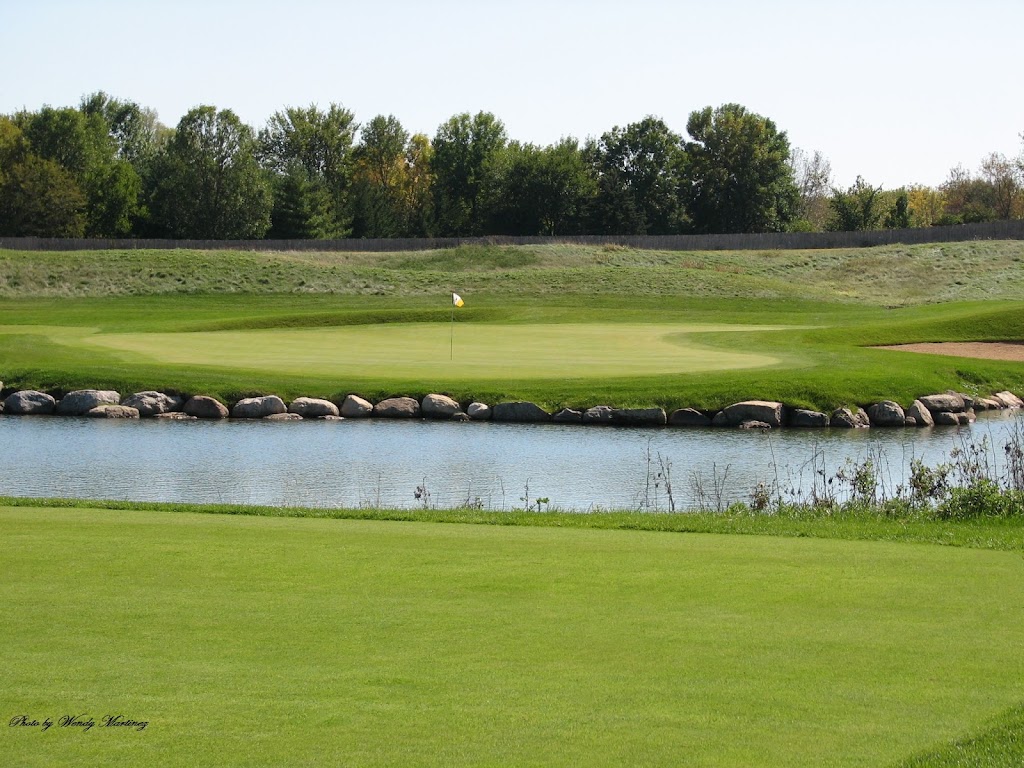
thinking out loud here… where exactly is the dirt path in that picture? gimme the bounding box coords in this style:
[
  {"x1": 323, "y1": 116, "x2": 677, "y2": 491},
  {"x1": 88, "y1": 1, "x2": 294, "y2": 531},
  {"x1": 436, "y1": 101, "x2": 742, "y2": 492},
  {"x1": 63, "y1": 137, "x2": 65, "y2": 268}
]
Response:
[{"x1": 875, "y1": 342, "x2": 1024, "y2": 362}]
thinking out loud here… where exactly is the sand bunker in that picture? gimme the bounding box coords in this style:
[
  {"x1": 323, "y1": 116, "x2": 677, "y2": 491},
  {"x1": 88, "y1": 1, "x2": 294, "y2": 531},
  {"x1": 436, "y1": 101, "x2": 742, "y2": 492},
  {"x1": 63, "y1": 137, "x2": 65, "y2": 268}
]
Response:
[{"x1": 876, "y1": 342, "x2": 1024, "y2": 362}]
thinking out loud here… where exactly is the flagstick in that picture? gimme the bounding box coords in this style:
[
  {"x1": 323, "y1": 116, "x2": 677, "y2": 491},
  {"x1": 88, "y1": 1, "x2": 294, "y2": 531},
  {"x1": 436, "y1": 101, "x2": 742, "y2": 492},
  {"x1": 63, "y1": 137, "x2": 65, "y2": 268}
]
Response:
[{"x1": 450, "y1": 303, "x2": 454, "y2": 361}]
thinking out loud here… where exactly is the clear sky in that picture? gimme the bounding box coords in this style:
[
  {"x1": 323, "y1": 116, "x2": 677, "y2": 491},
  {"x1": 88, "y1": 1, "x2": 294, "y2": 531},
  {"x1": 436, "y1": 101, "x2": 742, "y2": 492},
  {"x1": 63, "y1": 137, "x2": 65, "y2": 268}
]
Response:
[{"x1": 3, "y1": 0, "x2": 1022, "y2": 189}]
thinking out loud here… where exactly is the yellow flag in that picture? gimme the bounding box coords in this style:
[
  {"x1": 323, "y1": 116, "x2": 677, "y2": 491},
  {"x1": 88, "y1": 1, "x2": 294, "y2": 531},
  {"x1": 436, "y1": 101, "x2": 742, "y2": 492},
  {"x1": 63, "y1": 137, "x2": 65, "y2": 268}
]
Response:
[{"x1": 452, "y1": 292, "x2": 464, "y2": 308}]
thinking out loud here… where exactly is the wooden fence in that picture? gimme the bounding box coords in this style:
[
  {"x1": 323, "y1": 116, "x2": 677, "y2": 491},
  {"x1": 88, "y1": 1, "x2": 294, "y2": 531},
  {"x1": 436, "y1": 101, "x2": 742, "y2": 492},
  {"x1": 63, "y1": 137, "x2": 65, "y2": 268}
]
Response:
[{"x1": 2, "y1": 220, "x2": 1023, "y2": 253}]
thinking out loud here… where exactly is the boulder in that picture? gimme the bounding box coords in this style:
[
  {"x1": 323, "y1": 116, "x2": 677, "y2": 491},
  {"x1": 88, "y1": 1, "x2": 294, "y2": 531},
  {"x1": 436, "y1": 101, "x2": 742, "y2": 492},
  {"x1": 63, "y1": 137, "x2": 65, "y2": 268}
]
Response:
[
  {"x1": 906, "y1": 400, "x2": 934, "y2": 427},
  {"x1": 232, "y1": 395, "x2": 287, "y2": 419},
  {"x1": 56, "y1": 389, "x2": 120, "y2": 416},
  {"x1": 974, "y1": 397, "x2": 1002, "y2": 411},
  {"x1": 466, "y1": 402, "x2": 492, "y2": 421},
  {"x1": 288, "y1": 397, "x2": 340, "y2": 418},
  {"x1": 904, "y1": 416, "x2": 917, "y2": 427},
  {"x1": 86, "y1": 405, "x2": 139, "y2": 419},
  {"x1": 552, "y1": 408, "x2": 583, "y2": 423},
  {"x1": 183, "y1": 395, "x2": 229, "y2": 419},
  {"x1": 830, "y1": 407, "x2": 870, "y2": 429},
  {"x1": 718, "y1": 400, "x2": 785, "y2": 428},
  {"x1": 421, "y1": 393, "x2": 462, "y2": 419},
  {"x1": 451, "y1": 412, "x2": 471, "y2": 422},
  {"x1": 668, "y1": 408, "x2": 712, "y2": 427},
  {"x1": 738, "y1": 420, "x2": 773, "y2": 430},
  {"x1": 491, "y1": 401, "x2": 550, "y2": 422},
  {"x1": 374, "y1": 397, "x2": 420, "y2": 418},
  {"x1": 341, "y1": 394, "x2": 373, "y2": 418},
  {"x1": 994, "y1": 391, "x2": 1024, "y2": 409},
  {"x1": 318, "y1": 415, "x2": 344, "y2": 421},
  {"x1": 154, "y1": 412, "x2": 197, "y2": 420},
  {"x1": 918, "y1": 392, "x2": 966, "y2": 413},
  {"x1": 933, "y1": 411, "x2": 962, "y2": 426},
  {"x1": 121, "y1": 391, "x2": 184, "y2": 416},
  {"x1": 582, "y1": 405, "x2": 615, "y2": 425},
  {"x1": 790, "y1": 409, "x2": 829, "y2": 428},
  {"x1": 265, "y1": 412, "x2": 303, "y2": 421},
  {"x1": 4, "y1": 390, "x2": 56, "y2": 415},
  {"x1": 963, "y1": 409, "x2": 977, "y2": 424},
  {"x1": 612, "y1": 407, "x2": 667, "y2": 427},
  {"x1": 867, "y1": 400, "x2": 906, "y2": 427}
]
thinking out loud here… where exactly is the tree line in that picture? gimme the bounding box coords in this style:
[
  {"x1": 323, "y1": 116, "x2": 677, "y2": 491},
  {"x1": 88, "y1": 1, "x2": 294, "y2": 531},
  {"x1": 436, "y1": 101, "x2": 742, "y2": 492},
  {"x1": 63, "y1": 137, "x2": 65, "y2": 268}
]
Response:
[{"x1": 1, "y1": 92, "x2": 1022, "y2": 240}]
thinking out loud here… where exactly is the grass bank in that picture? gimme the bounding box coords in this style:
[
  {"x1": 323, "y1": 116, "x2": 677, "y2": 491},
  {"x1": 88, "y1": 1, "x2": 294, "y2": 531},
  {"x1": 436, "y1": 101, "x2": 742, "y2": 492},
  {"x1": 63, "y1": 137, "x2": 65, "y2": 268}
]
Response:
[{"x1": 3, "y1": 502, "x2": 1023, "y2": 766}]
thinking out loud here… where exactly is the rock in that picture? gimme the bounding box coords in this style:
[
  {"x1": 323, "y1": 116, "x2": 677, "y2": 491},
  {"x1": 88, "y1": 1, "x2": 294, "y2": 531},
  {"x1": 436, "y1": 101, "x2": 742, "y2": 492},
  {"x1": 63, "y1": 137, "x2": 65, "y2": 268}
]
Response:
[
  {"x1": 933, "y1": 411, "x2": 962, "y2": 426},
  {"x1": 491, "y1": 401, "x2": 550, "y2": 422},
  {"x1": 974, "y1": 397, "x2": 1001, "y2": 411},
  {"x1": 918, "y1": 392, "x2": 966, "y2": 413},
  {"x1": 422, "y1": 393, "x2": 462, "y2": 419},
  {"x1": 994, "y1": 391, "x2": 1024, "y2": 409},
  {"x1": 963, "y1": 409, "x2": 977, "y2": 424},
  {"x1": 790, "y1": 409, "x2": 829, "y2": 428},
  {"x1": 86, "y1": 405, "x2": 139, "y2": 419},
  {"x1": 153, "y1": 412, "x2": 197, "y2": 420},
  {"x1": 830, "y1": 407, "x2": 870, "y2": 429},
  {"x1": 450, "y1": 412, "x2": 470, "y2": 422},
  {"x1": 183, "y1": 395, "x2": 229, "y2": 419},
  {"x1": 265, "y1": 412, "x2": 303, "y2": 421},
  {"x1": 232, "y1": 395, "x2": 287, "y2": 419},
  {"x1": 288, "y1": 397, "x2": 339, "y2": 418},
  {"x1": 904, "y1": 416, "x2": 917, "y2": 427},
  {"x1": 612, "y1": 407, "x2": 667, "y2": 427},
  {"x1": 466, "y1": 402, "x2": 492, "y2": 421},
  {"x1": 718, "y1": 400, "x2": 785, "y2": 428},
  {"x1": 668, "y1": 408, "x2": 712, "y2": 427},
  {"x1": 906, "y1": 400, "x2": 934, "y2": 427},
  {"x1": 867, "y1": 400, "x2": 906, "y2": 427},
  {"x1": 582, "y1": 405, "x2": 615, "y2": 425},
  {"x1": 121, "y1": 391, "x2": 184, "y2": 416},
  {"x1": 340, "y1": 394, "x2": 373, "y2": 418},
  {"x1": 738, "y1": 420, "x2": 773, "y2": 430},
  {"x1": 318, "y1": 415, "x2": 345, "y2": 421},
  {"x1": 56, "y1": 389, "x2": 120, "y2": 416},
  {"x1": 374, "y1": 397, "x2": 420, "y2": 418},
  {"x1": 552, "y1": 408, "x2": 583, "y2": 423},
  {"x1": 4, "y1": 390, "x2": 57, "y2": 415}
]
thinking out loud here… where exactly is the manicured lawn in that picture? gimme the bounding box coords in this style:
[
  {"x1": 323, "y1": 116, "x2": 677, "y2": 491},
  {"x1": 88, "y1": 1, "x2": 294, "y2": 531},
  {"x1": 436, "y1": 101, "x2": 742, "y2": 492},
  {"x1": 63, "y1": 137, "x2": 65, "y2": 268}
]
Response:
[{"x1": 2, "y1": 505, "x2": 1023, "y2": 766}]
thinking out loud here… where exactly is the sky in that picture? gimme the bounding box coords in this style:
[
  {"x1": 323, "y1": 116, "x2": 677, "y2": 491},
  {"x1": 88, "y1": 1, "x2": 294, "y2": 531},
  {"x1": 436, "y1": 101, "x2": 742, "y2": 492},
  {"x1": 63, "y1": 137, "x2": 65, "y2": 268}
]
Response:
[{"x1": 3, "y1": 0, "x2": 1023, "y2": 189}]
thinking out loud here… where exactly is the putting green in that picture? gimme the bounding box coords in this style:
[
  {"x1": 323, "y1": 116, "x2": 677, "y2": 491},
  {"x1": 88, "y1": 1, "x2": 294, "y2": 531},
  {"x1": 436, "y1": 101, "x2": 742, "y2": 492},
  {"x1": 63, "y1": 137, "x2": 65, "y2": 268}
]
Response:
[{"x1": 78, "y1": 322, "x2": 790, "y2": 379}]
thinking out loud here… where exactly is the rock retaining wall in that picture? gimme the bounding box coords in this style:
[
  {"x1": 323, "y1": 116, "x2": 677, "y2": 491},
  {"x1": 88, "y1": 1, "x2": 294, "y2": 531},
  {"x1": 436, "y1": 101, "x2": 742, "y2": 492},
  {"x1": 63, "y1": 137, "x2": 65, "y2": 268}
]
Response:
[{"x1": 0, "y1": 387, "x2": 1021, "y2": 430}]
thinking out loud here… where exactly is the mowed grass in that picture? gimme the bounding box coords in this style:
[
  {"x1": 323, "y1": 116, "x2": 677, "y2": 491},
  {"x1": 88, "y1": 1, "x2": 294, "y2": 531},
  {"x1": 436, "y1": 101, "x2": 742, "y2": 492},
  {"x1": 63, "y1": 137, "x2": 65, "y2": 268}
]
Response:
[
  {"x1": 3, "y1": 505, "x2": 1024, "y2": 767},
  {"x1": 79, "y1": 322, "x2": 788, "y2": 379}
]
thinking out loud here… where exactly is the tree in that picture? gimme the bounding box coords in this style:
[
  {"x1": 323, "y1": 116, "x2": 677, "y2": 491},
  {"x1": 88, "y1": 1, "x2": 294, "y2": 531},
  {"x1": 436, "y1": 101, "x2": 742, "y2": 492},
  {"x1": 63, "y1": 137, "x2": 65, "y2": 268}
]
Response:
[
  {"x1": 788, "y1": 148, "x2": 832, "y2": 230},
  {"x1": 827, "y1": 176, "x2": 884, "y2": 231},
  {"x1": 940, "y1": 164, "x2": 997, "y2": 224},
  {"x1": 259, "y1": 104, "x2": 357, "y2": 238},
  {"x1": 18, "y1": 104, "x2": 142, "y2": 236},
  {"x1": 979, "y1": 152, "x2": 1022, "y2": 219},
  {"x1": 431, "y1": 111, "x2": 507, "y2": 235},
  {"x1": 351, "y1": 114, "x2": 410, "y2": 238},
  {"x1": 490, "y1": 139, "x2": 595, "y2": 235},
  {"x1": 0, "y1": 154, "x2": 86, "y2": 236},
  {"x1": 587, "y1": 116, "x2": 687, "y2": 235},
  {"x1": 684, "y1": 104, "x2": 799, "y2": 233},
  {"x1": 907, "y1": 185, "x2": 946, "y2": 227},
  {"x1": 151, "y1": 106, "x2": 271, "y2": 239},
  {"x1": 883, "y1": 190, "x2": 911, "y2": 229}
]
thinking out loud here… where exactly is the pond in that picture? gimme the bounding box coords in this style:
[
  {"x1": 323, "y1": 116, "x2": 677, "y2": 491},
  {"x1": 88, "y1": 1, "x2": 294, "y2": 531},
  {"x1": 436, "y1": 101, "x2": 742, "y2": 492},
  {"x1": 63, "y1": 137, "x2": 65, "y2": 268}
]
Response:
[{"x1": 3, "y1": 411, "x2": 1022, "y2": 511}]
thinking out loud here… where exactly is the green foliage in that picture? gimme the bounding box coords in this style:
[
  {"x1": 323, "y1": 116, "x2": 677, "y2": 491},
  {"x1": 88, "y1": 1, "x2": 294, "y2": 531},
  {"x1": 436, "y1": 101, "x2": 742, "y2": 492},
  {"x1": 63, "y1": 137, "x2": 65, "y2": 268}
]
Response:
[
  {"x1": 587, "y1": 116, "x2": 687, "y2": 234},
  {"x1": 431, "y1": 111, "x2": 507, "y2": 235},
  {"x1": 151, "y1": 106, "x2": 271, "y2": 239},
  {"x1": 0, "y1": 155, "x2": 86, "y2": 236},
  {"x1": 827, "y1": 175, "x2": 884, "y2": 231},
  {"x1": 685, "y1": 104, "x2": 799, "y2": 233}
]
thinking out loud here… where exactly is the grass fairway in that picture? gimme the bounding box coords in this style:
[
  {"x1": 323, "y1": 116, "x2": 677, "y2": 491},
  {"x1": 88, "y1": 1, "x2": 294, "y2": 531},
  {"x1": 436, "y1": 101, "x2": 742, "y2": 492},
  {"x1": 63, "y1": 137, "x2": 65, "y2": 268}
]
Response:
[{"x1": 3, "y1": 505, "x2": 1024, "y2": 767}]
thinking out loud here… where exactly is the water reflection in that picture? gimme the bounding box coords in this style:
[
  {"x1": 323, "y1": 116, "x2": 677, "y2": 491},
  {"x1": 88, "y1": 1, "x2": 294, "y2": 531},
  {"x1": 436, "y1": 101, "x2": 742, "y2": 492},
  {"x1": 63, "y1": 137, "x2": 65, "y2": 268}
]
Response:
[{"x1": 1, "y1": 411, "x2": 1021, "y2": 511}]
